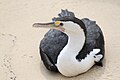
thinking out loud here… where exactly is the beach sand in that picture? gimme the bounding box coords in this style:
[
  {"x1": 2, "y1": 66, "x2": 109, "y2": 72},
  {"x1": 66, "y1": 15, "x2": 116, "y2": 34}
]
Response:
[{"x1": 0, "y1": 0, "x2": 120, "y2": 80}]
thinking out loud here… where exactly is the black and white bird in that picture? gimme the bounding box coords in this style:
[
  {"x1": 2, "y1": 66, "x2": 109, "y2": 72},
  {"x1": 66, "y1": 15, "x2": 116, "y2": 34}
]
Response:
[{"x1": 33, "y1": 9, "x2": 105, "y2": 77}]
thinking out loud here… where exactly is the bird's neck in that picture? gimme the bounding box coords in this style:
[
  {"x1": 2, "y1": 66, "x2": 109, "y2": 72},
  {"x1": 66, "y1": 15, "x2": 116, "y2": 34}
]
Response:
[
  {"x1": 63, "y1": 28, "x2": 85, "y2": 56},
  {"x1": 56, "y1": 28, "x2": 86, "y2": 76}
]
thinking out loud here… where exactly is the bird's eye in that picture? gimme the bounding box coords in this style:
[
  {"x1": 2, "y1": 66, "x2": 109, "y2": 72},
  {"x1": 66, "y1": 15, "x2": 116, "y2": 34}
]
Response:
[
  {"x1": 60, "y1": 23, "x2": 63, "y2": 26},
  {"x1": 55, "y1": 21, "x2": 61, "y2": 26}
]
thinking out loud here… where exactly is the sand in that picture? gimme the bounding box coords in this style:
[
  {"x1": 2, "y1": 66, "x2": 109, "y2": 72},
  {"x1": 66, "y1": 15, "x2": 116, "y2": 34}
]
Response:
[{"x1": 0, "y1": 0, "x2": 120, "y2": 80}]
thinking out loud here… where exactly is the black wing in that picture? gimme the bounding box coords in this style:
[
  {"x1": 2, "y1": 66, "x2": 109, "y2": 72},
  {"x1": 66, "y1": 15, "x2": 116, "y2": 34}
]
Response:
[{"x1": 40, "y1": 29, "x2": 68, "y2": 71}]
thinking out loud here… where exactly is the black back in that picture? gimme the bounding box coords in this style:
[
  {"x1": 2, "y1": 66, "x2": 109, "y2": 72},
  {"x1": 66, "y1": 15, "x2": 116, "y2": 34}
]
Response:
[{"x1": 76, "y1": 18, "x2": 105, "y2": 62}]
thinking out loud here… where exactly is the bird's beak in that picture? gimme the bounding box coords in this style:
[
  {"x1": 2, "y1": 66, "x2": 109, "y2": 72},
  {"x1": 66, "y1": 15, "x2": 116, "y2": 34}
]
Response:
[
  {"x1": 33, "y1": 21, "x2": 65, "y2": 32},
  {"x1": 33, "y1": 22, "x2": 54, "y2": 28}
]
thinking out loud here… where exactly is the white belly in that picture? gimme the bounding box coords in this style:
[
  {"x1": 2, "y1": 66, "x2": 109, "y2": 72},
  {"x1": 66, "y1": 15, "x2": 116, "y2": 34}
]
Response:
[{"x1": 56, "y1": 46, "x2": 95, "y2": 77}]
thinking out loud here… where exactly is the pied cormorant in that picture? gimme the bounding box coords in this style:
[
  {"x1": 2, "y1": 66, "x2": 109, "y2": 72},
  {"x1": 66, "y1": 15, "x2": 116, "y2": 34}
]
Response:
[{"x1": 33, "y1": 9, "x2": 105, "y2": 77}]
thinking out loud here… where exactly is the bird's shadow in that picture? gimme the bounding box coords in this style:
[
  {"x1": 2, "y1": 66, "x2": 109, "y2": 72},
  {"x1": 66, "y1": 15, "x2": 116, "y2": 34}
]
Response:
[{"x1": 40, "y1": 58, "x2": 106, "y2": 80}]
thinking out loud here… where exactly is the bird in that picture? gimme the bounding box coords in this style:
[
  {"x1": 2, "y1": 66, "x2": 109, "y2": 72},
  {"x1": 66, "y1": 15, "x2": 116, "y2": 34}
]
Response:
[{"x1": 33, "y1": 9, "x2": 105, "y2": 77}]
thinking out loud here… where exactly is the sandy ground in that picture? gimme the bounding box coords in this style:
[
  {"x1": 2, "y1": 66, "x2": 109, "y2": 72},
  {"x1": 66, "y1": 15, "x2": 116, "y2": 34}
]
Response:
[{"x1": 0, "y1": 0, "x2": 120, "y2": 80}]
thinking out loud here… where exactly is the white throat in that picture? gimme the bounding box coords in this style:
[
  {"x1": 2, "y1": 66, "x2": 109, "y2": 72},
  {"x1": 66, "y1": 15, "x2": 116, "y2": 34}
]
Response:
[{"x1": 63, "y1": 23, "x2": 85, "y2": 57}]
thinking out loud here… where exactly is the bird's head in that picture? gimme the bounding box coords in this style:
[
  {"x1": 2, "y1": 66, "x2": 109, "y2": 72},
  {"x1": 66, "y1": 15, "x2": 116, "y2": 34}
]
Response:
[
  {"x1": 33, "y1": 20, "x2": 82, "y2": 33},
  {"x1": 33, "y1": 9, "x2": 86, "y2": 34},
  {"x1": 33, "y1": 21, "x2": 65, "y2": 32}
]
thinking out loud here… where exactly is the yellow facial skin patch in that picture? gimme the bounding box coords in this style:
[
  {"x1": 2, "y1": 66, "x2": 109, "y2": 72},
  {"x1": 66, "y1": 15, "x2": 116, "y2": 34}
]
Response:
[{"x1": 55, "y1": 21, "x2": 61, "y2": 27}]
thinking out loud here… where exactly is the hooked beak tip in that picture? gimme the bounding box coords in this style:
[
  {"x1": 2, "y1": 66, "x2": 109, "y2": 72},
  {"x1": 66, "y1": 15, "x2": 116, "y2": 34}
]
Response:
[{"x1": 32, "y1": 23, "x2": 40, "y2": 28}]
